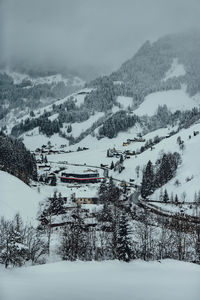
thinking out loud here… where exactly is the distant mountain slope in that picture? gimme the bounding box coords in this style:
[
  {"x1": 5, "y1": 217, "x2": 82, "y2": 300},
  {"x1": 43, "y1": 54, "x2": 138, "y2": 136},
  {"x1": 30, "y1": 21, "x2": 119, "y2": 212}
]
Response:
[
  {"x1": 0, "y1": 68, "x2": 85, "y2": 124},
  {"x1": 110, "y1": 31, "x2": 200, "y2": 98},
  {"x1": 3, "y1": 31, "x2": 200, "y2": 147},
  {"x1": 85, "y1": 31, "x2": 200, "y2": 115}
]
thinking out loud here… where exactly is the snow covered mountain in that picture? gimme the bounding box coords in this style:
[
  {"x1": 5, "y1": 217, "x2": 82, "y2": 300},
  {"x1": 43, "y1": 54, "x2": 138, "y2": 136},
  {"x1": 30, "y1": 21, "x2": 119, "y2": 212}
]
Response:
[
  {"x1": 1, "y1": 31, "x2": 200, "y2": 270},
  {"x1": 0, "y1": 67, "x2": 85, "y2": 129},
  {"x1": 2, "y1": 32, "x2": 200, "y2": 207}
]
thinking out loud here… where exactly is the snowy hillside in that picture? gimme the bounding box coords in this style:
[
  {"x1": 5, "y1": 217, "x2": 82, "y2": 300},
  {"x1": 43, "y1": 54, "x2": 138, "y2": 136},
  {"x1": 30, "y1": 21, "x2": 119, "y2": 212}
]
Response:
[
  {"x1": 61, "y1": 112, "x2": 104, "y2": 139},
  {"x1": 5, "y1": 88, "x2": 93, "y2": 137},
  {"x1": 0, "y1": 69, "x2": 85, "y2": 130},
  {"x1": 0, "y1": 171, "x2": 43, "y2": 223},
  {"x1": 39, "y1": 116, "x2": 200, "y2": 206},
  {"x1": 116, "y1": 96, "x2": 133, "y2": 109},
  {"x1": 163, "y1": 58, "x2": 186, "y2": 81},
  {"x1": 9, "y1": 70, "x2": 200, "y2": 207},
  {"x1": 22, "y1": 130, "x2": 68, "y2": 151},
  {"x1": 1, "y1": 260, "x2": 199, "y2": 300},
  {"x1": 134, "y1": 86, "x2": 200, "y2": 116}
]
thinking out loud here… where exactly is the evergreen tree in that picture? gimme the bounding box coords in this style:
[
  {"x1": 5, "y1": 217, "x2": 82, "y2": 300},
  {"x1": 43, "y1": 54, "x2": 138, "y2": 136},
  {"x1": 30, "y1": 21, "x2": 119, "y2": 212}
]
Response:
[
  {"x1": 108, "y1": 177, "x2": 121, "y2": 203},
  {"x1": 39, "y1": 175, "x2": 44, "y2": 182},
  {"x1": 30, "y1": 110, "x2": 35, "y2": 117},
  {"x1": 67, "y1": 124, "x2": 72, "y2": 133},
  {"x1": 141, "y1": 160, "x2": 154, "y2": 198},
  {"x1": 99, "y1": 179, "x2": 112, "y2": 222},
  {"x1": 175, "y1": 194, "x2": 179, "y2": 205},
  {"x1": 61, "y1": 205, "x2": 87, "y2": 261},
  {"x1": 52, "y1": 192, "x2": 65, "y2": 215},
  {"x1": 47, "y1": 191, "x2": 65, "y2": 216},
  {"x1": 99, "y1": 179, "x2": 108, "y2": 203},
  {"x1": 50, "y1": 175, "x2": 57, "y2": 186},
  {"x1": 155, "y1": 154, "x2": 172, "y2": 187},
  {"x1": 163, "y1": 189, "x2": 169, "y2": 202},
  {"x1": 116, "y1": 213, "x2": 133, "y2": 262},
  {"x1": 107, "y1": 149, "x2": 110, "y2": 157},
  {"x1": 110, "y1": 161, "x2": 114, "y2": 170}
]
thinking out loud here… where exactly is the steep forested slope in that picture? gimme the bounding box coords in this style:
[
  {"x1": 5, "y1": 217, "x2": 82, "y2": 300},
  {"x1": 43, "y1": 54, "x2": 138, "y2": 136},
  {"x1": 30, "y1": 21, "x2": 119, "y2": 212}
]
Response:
[
  {"x1": 89, "y1": 31, "x2": 200, "y2": 106},
  {"x1": 0, "y1": 132, "x2": 37, "y2": 183}
]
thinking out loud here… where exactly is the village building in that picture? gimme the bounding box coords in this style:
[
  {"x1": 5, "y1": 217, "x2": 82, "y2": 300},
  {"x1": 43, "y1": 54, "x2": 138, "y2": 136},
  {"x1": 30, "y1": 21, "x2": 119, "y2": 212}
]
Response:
[
  {"x1": 75, "y1": 197, "x2": 99, "y2": 205},
  {"x1": 60, "y1": 170, "x2": 103, "y2": 183}
]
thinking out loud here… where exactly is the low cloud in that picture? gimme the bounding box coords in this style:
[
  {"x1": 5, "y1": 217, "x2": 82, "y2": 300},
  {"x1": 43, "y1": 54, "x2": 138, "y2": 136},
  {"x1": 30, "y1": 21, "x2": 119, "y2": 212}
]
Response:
[{"x1": 1, "y1": 0, "x2": 200, "y2": 77}]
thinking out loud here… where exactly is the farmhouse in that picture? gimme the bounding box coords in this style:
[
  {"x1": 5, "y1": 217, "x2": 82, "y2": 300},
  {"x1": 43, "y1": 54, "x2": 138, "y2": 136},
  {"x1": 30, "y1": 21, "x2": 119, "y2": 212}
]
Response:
[
  {"x1": 133, "y1": 137, "x2": 145, "y2": 142},
  {"x1": 38, "y1": 164, "x2": 51, "y2": 170},
  {"x1": 75, "y1": 197, "x2": 99, "y2": 205},
  {"x1": 123, "y1": 142, "x2": 130, "y2": 146}
]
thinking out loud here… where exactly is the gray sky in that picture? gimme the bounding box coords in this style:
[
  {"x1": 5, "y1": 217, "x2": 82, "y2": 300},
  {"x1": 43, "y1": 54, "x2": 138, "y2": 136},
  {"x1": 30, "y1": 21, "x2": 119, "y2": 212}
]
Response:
[{"x1": 1, "y1": 0, "x2": 200, "y2": 76}]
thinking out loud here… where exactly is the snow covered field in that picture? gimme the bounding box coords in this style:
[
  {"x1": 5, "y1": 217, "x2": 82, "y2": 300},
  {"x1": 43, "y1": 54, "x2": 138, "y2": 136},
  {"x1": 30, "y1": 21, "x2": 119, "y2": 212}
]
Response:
[
  {"x1": 117, "y1": 96, "x2": 133, "y2": 109},
  {"x1": 22, "y1": 131, "x2": 68, "y2": 151},
  {"x1": 134, "y1": 87, "x2": 200, "y2": 116},
  {"x1": 0, "y1": 171, "x2": 44, "y2": 223},
  {"x1": 61, "y1": 111, "x2": 104, "y2": 138},
  {"x1": 163, "y1": 58, "x2": 186, "y2": 81},
  {"x1": 0, "y1": 260, "x2": 199, "y2": 300}
]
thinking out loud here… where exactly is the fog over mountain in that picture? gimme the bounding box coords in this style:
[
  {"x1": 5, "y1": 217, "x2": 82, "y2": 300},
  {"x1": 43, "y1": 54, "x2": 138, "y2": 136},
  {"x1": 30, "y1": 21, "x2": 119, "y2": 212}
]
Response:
[{"x1": 1, "y1": 0, "x2": 200, "y2": 79}]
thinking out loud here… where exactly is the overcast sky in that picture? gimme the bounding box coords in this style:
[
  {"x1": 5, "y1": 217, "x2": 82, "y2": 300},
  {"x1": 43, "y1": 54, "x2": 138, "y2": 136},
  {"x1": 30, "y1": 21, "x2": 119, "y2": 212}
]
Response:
[{"x1": 1, "y1": 0, "x2": 200, "y2": 76}]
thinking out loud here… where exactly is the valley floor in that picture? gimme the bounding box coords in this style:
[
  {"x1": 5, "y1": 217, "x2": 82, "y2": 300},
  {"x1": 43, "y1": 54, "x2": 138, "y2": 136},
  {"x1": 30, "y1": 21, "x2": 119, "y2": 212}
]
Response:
[{"x1": 0, "y1": 260, "x2": 200, "y2": 300}]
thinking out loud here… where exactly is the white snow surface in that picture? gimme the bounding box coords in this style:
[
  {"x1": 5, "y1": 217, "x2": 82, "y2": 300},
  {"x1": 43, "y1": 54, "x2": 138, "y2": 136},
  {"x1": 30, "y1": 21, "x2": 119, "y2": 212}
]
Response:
[
  {"x1": 0, "y1": 259, "x2": 199, "y2": 300},
  {"x1": 116, "y1": 96, "x2": 133, "y2": 109},
  {"x1": 39, "y1": 180, "x2": 100, "y2": 200},
  {"x1": 164, "y1": 58, "x2": 186, "y2": 81},
  {"x1": 48, "y1": 113, "x2": 59, "y2": 121},
  {"x1": 62, "y1": 112, "x2": 104, "y2": 138},
  {"x1": 150, "y1": 123, "x2": 200, "y2": 202},
  {"x1": 134, "y1": 87, "x2": 200, "y2": 116},
  {"x1": 0, "y1": 171, "x2": 43, "y2": 223},
  {"x1": 22, "y1": 130, "x2": 68, "y2": 151}
]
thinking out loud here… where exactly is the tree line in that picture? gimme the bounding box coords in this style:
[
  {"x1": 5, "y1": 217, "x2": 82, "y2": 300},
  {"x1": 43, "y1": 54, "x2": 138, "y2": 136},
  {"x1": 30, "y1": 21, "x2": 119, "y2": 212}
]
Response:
[
  {"x1": 141, "y1": 152, "x2": 181, "y2": 198},
  {"x1": 0, "y1": 131, "x2": 37, "y2": 183}
]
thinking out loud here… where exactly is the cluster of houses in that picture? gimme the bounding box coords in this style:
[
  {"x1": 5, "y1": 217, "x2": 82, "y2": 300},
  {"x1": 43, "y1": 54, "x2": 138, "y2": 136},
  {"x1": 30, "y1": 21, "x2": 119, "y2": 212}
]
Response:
[
  {"x1": 32, "y1": 144, "x2": 90, "y2": 157},
  {"x1": 39, "y1": 186, "x2": 132, "y2": 229},
  {"x1": 123, "y1": 137, "x2": 145, "y2": 146},
  {"x1": 48, "y1": 193, "x2": 99, "y2": 207},
  {"x1": 107, "y1": 147, "x2": 136, "y2": 159},
  {"x1": 33, "y1": 144, "x2": 69, "y2": 155},
  {"x1": 39, "y1": 191, "x2": 101, "y2": 228}
]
